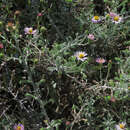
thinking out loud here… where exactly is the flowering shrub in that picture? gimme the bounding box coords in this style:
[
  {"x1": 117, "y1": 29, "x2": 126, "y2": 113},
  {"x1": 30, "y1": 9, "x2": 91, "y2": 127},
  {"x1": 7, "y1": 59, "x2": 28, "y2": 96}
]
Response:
[{"x1": 0, "y1": 0, "x2": 129, "y2": 129}]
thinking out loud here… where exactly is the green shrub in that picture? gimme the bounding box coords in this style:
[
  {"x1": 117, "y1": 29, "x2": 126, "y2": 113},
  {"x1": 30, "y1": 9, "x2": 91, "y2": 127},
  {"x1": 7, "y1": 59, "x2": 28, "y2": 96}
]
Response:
[{"x1": 0, "y1": 0, "x2": 129, "y2": 129}]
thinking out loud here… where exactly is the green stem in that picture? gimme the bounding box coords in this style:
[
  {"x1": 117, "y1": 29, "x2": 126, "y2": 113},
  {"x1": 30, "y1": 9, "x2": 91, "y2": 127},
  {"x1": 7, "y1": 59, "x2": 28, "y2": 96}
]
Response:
[
  {"x1": 99, "y1": 64, "x2": 102, "y2": 81},
  {"x1": 106, "y1": 62, "x2": 112, "y2": 81}
]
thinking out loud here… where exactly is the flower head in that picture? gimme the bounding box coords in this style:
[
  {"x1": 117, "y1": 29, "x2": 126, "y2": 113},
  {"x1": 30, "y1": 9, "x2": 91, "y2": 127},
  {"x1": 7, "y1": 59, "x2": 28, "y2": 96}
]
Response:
[
  {"x1": 15, "y1": 10, "x2": 21, "y2": 15},
  {"x1": 6, "y1": 22, "x2": 14, "y2": 31},
  {"x1": 24, "y1": 27, "x2": 37, "y2": 35},
  {"x1": 110, "y1": 96, "x2": 116, "y2": 102},
  {"x1": 0, "y1": 43, "x2": 3, "y2": 49},
  {"x1": 66, "y1": 121, "x2": 71, "y2": 125},
  {"x1": 112, "y1": 15, "x2": 122, "y2": 24},
  {"x1": 40, "y1": 26, "x2": 47, "y2": 32},
  {"x1": 7, "y1": 22, "x2": 14, "y2": 27},
  {"x1": 115, "y1": 122, "x2": 126, "y2": 130},
  {"x1": 75, "y1": 51, "x2": 88, "y2": 61},
  {"x1": 6, "y1": 22, "x2": 17, "y2": 32},
  {"x1": 92, "y1": 16, "x2": 101, "y2": 23},
  {"x1": 88, "y1": 34, "x2": 95, "y2": 40},
  {"x1": 109, "y1": 12, "x2": 117, "y2": 18},
  {"x1": 96, "y1": 58, "x2": 106, "y2": 64},
  {"x1": 14, "y1": 123, "x2": 24, "y2": 130},
  {"x1": 37, "y1": 13, "x2": 42, "y2": 17}
]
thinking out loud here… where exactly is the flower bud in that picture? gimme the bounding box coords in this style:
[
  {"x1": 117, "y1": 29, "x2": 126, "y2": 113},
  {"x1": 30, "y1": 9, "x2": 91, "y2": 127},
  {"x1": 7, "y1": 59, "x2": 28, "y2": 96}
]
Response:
[
  {"x1": 0, "y1": 21, "x2": 3, "y2": 26},
  {"x1": 40, "y1": 26, "x2": 47, "y2": 32}
]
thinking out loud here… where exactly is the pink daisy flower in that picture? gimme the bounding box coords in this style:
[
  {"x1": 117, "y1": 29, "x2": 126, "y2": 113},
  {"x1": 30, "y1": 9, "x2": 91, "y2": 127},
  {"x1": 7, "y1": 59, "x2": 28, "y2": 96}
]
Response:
[
  {"x1": 88, "y1": 34, "x2": 95, "y2": 40},
  {"x1": 14, "y1": 123, "x2": 24, "y2": 130},
  {"x1": 0, "y1": 43, "x2": 3, "y2": 49},
  {"x1": 37, "y1": 13, "x2": 42, "y2": 17},
  {"x1": 92, "y1": 16, "x2": 101, "y2": 23},
  {"x1": 109, "y1": 12, "x2": 117, "y2": 18},
  {"x1": 96, "y1": 58, "x2": 106, "y2": 64},
  {"x1": 112, "y1": 15, "x2": 122, "y2": 24},
  {"x1": 24, "y1": 27, "x2": 37, "y2": 35},
  {"x1": 75, "y1": 51, "x2": 88, "y2": 61},
  {"x1": 115, "y1": 122, "x2": 126, "y2": 130}
]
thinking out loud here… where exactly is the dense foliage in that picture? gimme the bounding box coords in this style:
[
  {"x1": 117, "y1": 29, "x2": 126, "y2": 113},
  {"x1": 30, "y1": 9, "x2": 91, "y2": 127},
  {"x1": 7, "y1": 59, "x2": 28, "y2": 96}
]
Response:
[{"x1": 0, "y1": 0, "x2": 129, "y2": 130}]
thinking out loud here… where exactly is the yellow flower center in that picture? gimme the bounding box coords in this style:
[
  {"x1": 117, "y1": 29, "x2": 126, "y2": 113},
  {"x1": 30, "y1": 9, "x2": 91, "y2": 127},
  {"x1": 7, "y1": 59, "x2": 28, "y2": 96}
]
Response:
[
  {"x1": 94, "y1": 16, "x2": 99, "y2": 20},
  {"x1": 29, "y1": 28, "x2": 33, "y2": 34},
  {"x1": 114, "y1": 16, "x2": 119, "y2": 21},
  {"x1": 16, "y1": 126, "x2": 21, "y2": 130},
  {"x1": 119, "y1": 124, "x2": 125, "y2": 129},
  {"x1": 79, "y1": 53, "x2": 84, "y2": 58}
]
